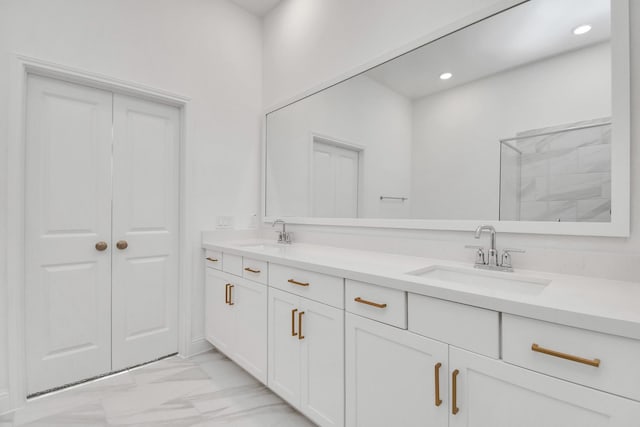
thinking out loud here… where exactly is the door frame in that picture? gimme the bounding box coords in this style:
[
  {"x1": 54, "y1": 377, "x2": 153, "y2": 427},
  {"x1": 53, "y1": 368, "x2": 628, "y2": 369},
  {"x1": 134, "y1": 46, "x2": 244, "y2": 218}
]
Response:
[{"x1": 6, "y1": 55, "x2": 191, "y2": 410}]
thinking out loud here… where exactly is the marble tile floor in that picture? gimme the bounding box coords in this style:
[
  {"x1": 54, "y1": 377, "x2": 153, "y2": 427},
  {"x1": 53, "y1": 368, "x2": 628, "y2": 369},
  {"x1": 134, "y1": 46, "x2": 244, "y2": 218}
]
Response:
[{"x1": 0, "y1": 350, "x2": 316, "y2": 427}]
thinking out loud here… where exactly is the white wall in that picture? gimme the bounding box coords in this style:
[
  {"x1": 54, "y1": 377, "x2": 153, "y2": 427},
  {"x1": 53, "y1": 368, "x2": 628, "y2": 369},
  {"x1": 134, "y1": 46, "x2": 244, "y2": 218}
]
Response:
[
  {"x1": 263, "y1": 0, "x2": 520, "y2": 109},
  {"x1": 266, "y1": 74, "x2": 412, "y2": 219},
  {"x1": 0, "y1": 0, "x2": 262, "y2": 409},
  {"x1": 262, "y1": 0, "x2": 640, "y2": 283},
  {"x1": 411, "y1": 42, "x2": 611, "y2": 220}
]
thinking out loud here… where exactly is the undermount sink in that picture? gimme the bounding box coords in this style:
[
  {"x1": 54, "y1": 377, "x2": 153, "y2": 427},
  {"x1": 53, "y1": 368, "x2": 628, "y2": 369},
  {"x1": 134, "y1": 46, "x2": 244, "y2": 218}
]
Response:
[
  {"x1": 238, "y1": 243, "x2": 287, "y2": 253},
  {"x1": 406, "y1": 265, "x2": 550, "y2": 295}
]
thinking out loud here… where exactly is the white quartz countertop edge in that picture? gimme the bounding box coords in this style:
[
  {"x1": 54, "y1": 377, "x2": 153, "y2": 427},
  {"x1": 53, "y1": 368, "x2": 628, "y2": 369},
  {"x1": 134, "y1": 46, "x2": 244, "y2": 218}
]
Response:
[{"x1": 202, "y1": 239, "x2": 640, "y2": 341}]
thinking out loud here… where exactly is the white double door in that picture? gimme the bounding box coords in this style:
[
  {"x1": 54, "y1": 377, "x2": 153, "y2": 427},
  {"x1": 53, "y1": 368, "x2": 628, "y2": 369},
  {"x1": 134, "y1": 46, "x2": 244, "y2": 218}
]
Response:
[{"x1": 25, "y1": 75, "x2": 180, "y2": 395}]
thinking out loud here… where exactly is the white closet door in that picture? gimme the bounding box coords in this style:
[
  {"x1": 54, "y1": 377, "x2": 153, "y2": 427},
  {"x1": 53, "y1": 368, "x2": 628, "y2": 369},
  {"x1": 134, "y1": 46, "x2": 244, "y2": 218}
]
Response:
[
  {"x1": 111, "y1": 94, "x2": 180, "y2": 370},
  {"x1": 25, "y1": 75, "x2": 113, "y2": 395},
  {"x1": 312, "y1": 141, "x2": 359, "y2": 218}
]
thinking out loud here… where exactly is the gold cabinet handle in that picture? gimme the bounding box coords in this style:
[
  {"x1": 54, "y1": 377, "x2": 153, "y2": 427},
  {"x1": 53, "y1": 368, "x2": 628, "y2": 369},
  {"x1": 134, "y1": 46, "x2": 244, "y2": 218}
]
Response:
[
  {"x1": 225, "y1": 283, "x2": 230, "y2": 304},
  {"x1": 298, "y1": 311, "x2": 305, "y2": 340},
  {"x1": 116, "y1": 240, "x2": 128, "y2": 250},
  {"x1": 531, "y1": 343, "x2": 600, "y2": 367},
  {"x1": 95, "y1": 241, "x2": 108, "y2": 251},
  {"x1": 434, "y1": 362, "x2": 442, "y2": 407},
  {"x1": 244, "y1": 267, "x2": 261, "y2": 273},
  {"x1": 228, "y1": 284, "x2": 235, "y2": 306},
  {"x1": 291, "y1": 309, "x2": 298, "y2": 337},
  {"x1": 288, "y1": 279, "x2": 309, "y2": 287},
  {"x1": 354, "y1": 297, "x2": 387, "y2": 309},
  {"x1": 206, "y1": 257, "x2": 219, "y2": 262},
  {"x1": 452, "y1": 369, "x2": 460, "y2": 415}
]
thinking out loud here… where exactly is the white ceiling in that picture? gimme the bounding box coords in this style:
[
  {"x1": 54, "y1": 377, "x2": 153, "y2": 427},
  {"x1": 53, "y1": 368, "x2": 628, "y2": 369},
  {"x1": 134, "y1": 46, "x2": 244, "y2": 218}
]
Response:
[
  {"x1": 365, "y1": 0, "x2": 610, "y2": 100},
  {"x1": 230, "y1": 0, "x2": 282, "y2": 16}
]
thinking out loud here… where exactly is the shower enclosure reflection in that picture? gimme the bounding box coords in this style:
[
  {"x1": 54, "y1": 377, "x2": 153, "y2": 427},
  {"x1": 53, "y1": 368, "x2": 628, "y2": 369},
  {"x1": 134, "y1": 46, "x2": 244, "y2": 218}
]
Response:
[{"x1": 499, "y1": 119, "x2": 611, "y2": 222}]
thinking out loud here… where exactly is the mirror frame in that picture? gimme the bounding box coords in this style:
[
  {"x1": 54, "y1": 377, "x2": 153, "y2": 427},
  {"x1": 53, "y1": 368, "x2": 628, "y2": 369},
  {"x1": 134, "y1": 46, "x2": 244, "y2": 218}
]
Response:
[{"x1": 262, "y1": 0, "x2": 630, "y2": 237}]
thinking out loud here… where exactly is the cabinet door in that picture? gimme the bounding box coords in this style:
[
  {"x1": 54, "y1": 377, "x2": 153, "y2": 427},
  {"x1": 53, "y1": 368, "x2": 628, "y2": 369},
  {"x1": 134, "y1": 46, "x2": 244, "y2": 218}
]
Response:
[
  {"x1": 346, "y1": 313, "x2": 448, "y2": 427},
  {"x1": 204, "y1": 269, "x2": 234, "y2": 354},
  {"x1": 232, "y1": 278, "x2": 267, "y2": 384},
  {"x1": 449, "y1": 347, "x2": 640, "y2": 427},
  {"x1": 300, "y1": 299, "x2": 345, "y2": 427},
  {"x1": 268, "y1": 288, "x2": 301, "y2": 405}
]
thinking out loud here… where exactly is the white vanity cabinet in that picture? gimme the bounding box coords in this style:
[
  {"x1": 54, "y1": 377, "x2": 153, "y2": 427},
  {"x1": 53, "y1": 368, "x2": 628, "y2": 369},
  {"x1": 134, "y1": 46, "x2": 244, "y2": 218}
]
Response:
[
  {"x1": 448, "y1": 346, "x2": 640, "y2": 427},
  {"x1": 202, "y1": 241, "x2": 640, "y2": 427},
  {"x1": 268, "y1": 286, "x2": 345, "y2": 427},
  {"x1": 204, "y1": 263, "x2": 267, "y2": 383},
  {"x1": 406, "y1": 293, "x2": 640, "y2": 426},
  {"x1": 345, "y1": 313, "x2": 448, "y2": 427}
]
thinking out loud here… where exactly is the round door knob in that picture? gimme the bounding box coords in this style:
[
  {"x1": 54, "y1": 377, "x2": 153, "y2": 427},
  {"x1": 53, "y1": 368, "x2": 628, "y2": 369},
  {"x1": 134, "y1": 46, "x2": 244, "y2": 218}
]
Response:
[
  {"x1": 116, "y1": 240, "x2": 128, "y2": 250},
  {"x1": 95, "y1": 241, "x2": 108, "y2": 251}
]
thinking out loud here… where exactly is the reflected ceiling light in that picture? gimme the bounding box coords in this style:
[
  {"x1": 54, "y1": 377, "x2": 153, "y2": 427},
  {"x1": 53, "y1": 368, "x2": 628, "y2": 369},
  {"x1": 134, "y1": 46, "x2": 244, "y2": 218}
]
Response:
[
  {"x1": 573, "y1": 24, "x2": 592, "y2": 35},
  {"x1": 440, "y1": 72, "x2": 453, "y2": 80}
]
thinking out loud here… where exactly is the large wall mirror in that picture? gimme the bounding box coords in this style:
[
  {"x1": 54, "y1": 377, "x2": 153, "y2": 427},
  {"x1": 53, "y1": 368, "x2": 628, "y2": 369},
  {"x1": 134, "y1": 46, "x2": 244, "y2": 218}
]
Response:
[{"x1": 264, "y1": 0, "x2": 629, "y2": 236}]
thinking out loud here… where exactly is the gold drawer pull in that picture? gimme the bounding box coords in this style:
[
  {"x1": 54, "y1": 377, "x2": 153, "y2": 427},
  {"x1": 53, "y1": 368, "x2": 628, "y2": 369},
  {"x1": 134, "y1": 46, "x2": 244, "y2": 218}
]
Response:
[
  {"x1": 298, "y1": 311, "x2": 305, "y2": 340},
  {"x1": 531, "y1": 343, "x2": 600, "y2": 367},
  {"x1": 288, "y1": 279, "x2": 309, "y2": 287},
  {"x1": 354, "y1": 297, "x2": 387, "y2": 309},
  {"x1": 225, "y1": 283, "x2": 230, "y2": 304},
  {"x1": 206, "y1": 257, "x2": 219, "y2": 262},
  {"x1": 452, "y1": 369, "x2": 460, "y2": 415},
  {"x1": 228, "y1": 285, "x2": 235, "y2": 305},
  {"x1": 291, "y1": 309, "x2": 298, "y2": 336},
  {"x1": 434, "y1": 362, "x2": 442, "y2": 407},
  {"x1": 244, "y1": 267, "x2": 261, "y2": 273}
]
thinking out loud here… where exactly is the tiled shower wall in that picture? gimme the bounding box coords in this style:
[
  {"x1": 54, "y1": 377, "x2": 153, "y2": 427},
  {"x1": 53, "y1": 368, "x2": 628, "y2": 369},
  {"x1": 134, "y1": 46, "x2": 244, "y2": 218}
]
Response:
[{"x1": 501, "y1": 118, "x2": 611, "y2": 222}]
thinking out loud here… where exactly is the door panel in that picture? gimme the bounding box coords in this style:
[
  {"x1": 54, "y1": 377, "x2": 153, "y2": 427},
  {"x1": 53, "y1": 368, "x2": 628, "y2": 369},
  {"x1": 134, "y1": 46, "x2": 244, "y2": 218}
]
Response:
[
  {"x1": 204, "y1": 270, "x2": 234, "y2": 354},
  {"x1": 449, "y1": 347, "x2": 640, "y2": 427},
  {"x1": 346, "y1": 313, "x2": 448, "y2": 427},
  {"x1": 313, "y1": 148, "x2": 334, "y2": 217},
  {"x1": 300, "y1": 299, "x2": 344, "y2": 427},
  {"x1": 25, "y1": 75, "x2": 113, "y2": 394},
  {"x1": 312, "y1": 139, "x2": 359, "y2": 218},
  {"x1": 232, "y1": 279, "x2": 267, "y2": 383},
  {"x1": 111, "y1": 94, "x2": 180, "y2": 370},
  {"x1": 334, "y1": 151, "x2": 358, "y2": 217},
  {"x1": 268, "y1": 288, "x2": 301, "y2": 405}
]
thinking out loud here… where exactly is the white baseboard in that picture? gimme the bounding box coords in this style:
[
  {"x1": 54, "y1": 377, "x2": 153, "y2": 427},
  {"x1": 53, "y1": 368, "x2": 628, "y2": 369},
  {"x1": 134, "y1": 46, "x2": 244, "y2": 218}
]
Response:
[
  {"x1": 0, "y1": 390, "x2": 12, "y2": 415},
  {"x1": 185, "y1": 337, "x2": 213, "y2": 358}
]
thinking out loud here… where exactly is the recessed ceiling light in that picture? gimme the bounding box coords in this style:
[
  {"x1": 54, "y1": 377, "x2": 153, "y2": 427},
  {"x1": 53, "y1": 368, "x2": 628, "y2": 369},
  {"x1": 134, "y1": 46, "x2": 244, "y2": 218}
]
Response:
[
  {"x1": 440, "y1": 72, "x2": 453, "y2": 80},
  {"x1": 573, "y1": 24, "x2": 592, "y2": 35}
]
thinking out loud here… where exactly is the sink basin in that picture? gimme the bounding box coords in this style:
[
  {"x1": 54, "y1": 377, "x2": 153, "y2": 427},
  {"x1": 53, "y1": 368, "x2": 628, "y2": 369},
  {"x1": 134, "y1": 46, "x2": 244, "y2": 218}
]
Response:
[
  {"x1": 406, "y1": 265, "x2": 550, "y2": 295},
  {"x1": 237, "y1": 243, "x2": 287, "y2": 254}
]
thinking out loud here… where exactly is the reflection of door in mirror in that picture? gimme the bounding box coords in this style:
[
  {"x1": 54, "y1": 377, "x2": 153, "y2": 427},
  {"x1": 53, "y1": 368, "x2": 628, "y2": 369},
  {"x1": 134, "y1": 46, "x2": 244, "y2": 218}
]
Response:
[{"x1": 312, "y1": 137, "x2": 359, "y2": 218}]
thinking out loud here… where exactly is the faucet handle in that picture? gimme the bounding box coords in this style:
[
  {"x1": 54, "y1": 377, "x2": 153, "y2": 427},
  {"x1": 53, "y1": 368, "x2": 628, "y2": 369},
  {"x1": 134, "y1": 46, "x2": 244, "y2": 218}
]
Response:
[
  {"x1": 500, "y1": 248, "x2": 525, "y2": 269},
  {"x1": 464, "y1": 245, "x2": 486, "y2": 265}
]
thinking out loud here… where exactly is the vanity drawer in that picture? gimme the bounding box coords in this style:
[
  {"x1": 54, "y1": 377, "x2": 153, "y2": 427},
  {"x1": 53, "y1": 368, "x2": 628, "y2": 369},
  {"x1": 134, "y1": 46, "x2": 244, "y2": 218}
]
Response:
[
  {"x1": 502, "y1": 314, "x2": 640, "y2": 401},
  {"x1": 242, "y1": 257, "x2": 268, "y2": 284},
  {"x1": 222, "y1": 253, "x2": 243, "y2": 277},
  {"x1": 345, "y1": 280, "x2": 406, "y2": 328},
  {"x1": 408, "y1": 294, "x2": 499, "y2": 358},
  {"x1": 205, "y1": 250, "x2": 222, "y2": 270},
  {"x1": 269, "y1": 264, "x2": 344, "y2": 308}
]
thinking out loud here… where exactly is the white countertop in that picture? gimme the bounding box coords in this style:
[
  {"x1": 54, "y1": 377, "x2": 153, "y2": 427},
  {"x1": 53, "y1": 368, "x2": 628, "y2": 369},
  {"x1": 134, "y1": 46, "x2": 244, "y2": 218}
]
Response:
[{"x1": 202, "y1": 238, "x2": 640, "y2": 341}]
